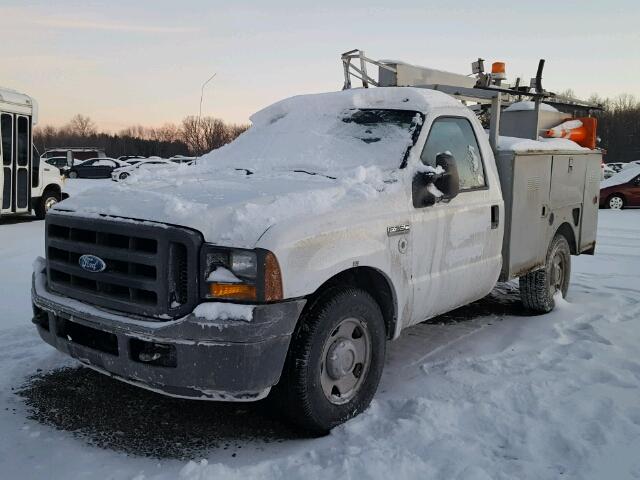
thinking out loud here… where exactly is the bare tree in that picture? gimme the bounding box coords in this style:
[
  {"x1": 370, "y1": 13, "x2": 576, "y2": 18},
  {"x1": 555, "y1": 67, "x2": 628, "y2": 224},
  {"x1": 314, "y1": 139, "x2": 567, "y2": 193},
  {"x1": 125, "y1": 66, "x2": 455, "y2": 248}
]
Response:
[{"x1": 66, "y1": 114, "x2": 97, "y2": 137}]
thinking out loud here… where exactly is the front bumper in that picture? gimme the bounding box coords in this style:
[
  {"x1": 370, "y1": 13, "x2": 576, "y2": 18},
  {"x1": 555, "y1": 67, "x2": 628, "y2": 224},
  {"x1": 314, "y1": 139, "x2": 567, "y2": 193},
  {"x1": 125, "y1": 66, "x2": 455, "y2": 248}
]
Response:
[{"x1": 31, "y1": 257, "x2": 305, "y2": 401}]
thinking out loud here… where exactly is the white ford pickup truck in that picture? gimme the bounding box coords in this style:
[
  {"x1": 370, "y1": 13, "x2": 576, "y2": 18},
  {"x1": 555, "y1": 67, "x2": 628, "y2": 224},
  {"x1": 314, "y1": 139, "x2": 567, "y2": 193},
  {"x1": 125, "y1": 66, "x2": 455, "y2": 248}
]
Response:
[{"x1": 31, "y1": 54, "x2": 601, "y2": 433}]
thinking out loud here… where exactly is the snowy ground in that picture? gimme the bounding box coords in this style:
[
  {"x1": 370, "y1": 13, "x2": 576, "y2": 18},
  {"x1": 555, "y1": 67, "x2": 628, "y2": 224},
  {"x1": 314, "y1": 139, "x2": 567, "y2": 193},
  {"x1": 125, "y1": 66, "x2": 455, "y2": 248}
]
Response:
[{"x1": 1, "y1": 188, "x2": 639, "y2": 478}]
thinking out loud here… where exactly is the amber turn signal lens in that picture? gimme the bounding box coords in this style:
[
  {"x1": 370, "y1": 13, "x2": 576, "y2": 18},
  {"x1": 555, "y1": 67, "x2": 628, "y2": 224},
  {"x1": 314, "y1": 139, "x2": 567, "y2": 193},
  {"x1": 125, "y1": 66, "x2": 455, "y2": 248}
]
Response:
[
  {"x1": 264, "y1": 251, "x2": 283, "y2": 301},
  {"x1": 209, "y1": 283, "x2": 257, "y2": 300}
]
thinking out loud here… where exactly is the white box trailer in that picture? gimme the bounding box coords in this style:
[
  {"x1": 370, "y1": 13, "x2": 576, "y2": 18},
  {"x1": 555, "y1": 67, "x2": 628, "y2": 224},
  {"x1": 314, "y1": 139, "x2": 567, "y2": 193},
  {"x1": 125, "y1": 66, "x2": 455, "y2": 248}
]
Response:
[{"x1": 1, "y1": 87, "x2": 66, "y2": 219}]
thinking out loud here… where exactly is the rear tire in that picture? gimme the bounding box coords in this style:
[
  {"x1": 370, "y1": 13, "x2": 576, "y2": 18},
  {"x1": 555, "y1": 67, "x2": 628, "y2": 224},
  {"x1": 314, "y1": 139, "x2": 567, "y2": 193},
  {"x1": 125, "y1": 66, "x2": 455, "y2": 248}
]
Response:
[
  {"x1": 34, "y1": 190, "x2": 60, "y2": 219},
  {"x1": 520, "y1": 234, "x2": 571, "y2": 313},
  {"x1": 275, "y1": 287, "x2": 386, "y2": 434},
  {"x1": 608, "y1": 194, "x2": 624, "y2": 210}
]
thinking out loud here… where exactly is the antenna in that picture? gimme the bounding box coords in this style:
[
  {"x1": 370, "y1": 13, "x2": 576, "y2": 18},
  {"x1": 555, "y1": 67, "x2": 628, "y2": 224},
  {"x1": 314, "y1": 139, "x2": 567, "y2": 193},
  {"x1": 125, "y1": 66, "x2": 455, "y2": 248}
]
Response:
[{"x1": 195, "y1": 72, "x2": 217, "y2": 158}]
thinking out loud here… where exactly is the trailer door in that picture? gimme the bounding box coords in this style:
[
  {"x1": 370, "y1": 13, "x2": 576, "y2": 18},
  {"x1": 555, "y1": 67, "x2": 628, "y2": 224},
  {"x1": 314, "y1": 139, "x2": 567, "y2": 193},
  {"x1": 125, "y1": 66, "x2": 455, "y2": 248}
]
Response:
[
  {"x1": 0, "y1": 112, "x2": 31, "y2": 214},
  {"x1": 15, "y1": 115, "x2": 31, "y2": 213},
  {"x1": 1, "y1": 113, "x2": 14, "y2": 214}
]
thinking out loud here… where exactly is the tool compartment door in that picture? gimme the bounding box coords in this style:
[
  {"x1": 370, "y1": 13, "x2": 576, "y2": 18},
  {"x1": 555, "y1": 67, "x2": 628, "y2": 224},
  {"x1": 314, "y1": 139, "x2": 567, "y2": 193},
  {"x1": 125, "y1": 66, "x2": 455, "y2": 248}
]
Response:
[
  {"x1": 508, "y1": 154, "x2": 552, "y2": 276},
  {"x1": 550, "y1": 155, "x2": 587, "y2": 210},
  {"x1": 579, "y1": 153, "x2": 602, "y2": 252}
]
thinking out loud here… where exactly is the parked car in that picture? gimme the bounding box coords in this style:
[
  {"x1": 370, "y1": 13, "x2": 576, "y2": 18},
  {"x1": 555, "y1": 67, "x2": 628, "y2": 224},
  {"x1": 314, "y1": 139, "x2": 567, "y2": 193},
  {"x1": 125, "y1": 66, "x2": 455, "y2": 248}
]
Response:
[
  {"x1": 67, "y1": 158, "x2": 129, "y2": 179},
  {"x1": 607, "y1": 162, "x2": 625, "y2": 173},
  {"x1": 622, "y1": 161, "x2": 640, "y2": 170},
  {"x1": 600, "y1": 165, "x2": 640, "y2": 209},
  {"x1": 111, "y1": 159, "x2": 177, "y2": 181},
  {"x1": 44, "y1": 156, "x2": 70, "y2": 172},
  {"x1": 603, "y1": 164, "x2": 615, "y2": 179},
  {"x1": 170, "y1": 155, "x2": 197, "y2": 164},
  {"x1": 43, "y1": 147, "x2": 106, "y2": 162},
  {"x1": 44, "y1": 157, "x2": 84, "y2": 175}
]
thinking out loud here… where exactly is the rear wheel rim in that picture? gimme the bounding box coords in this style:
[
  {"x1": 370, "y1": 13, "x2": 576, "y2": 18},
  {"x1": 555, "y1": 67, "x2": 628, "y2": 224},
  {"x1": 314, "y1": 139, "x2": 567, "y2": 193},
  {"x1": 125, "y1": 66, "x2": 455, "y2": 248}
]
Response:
[
  {"x1": 550, "y1": 251, "x2": 565, "y2": 296},
  {"x1": 320, "y1": 317, "x2": 371, "y2": 405},
  {"x1": 609, "y1": 196, "x2": 623, "y2": 209}
]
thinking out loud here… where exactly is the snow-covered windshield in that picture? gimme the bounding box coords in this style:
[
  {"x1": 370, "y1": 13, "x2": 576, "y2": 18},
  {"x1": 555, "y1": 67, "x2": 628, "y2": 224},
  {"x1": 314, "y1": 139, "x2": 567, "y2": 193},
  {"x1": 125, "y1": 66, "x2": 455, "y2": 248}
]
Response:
[{"x1": 201, "y1": 107, "x2": 423, "y2": 175}]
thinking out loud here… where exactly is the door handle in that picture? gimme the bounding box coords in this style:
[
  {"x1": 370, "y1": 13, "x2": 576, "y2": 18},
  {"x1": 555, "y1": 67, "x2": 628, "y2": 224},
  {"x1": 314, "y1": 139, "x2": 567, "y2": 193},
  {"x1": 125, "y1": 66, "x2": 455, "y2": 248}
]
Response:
[{"x1": 491, "y1": 205, "x2": 499, "y2": 229}]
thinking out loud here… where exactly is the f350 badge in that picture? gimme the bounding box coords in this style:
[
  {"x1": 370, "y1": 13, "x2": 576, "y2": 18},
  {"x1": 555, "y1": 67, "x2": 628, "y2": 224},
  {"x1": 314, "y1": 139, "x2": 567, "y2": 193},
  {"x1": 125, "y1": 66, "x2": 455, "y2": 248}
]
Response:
[{"x1": 387, "y1": 223, "x2": 410, "y2": 236}]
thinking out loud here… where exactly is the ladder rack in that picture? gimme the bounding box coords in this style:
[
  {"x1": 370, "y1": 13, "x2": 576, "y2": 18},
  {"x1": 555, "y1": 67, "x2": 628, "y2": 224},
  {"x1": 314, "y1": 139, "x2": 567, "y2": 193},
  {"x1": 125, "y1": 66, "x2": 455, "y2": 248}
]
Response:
[{"x1": 341, "y1": 49, "x2": 602, "y2": 149}]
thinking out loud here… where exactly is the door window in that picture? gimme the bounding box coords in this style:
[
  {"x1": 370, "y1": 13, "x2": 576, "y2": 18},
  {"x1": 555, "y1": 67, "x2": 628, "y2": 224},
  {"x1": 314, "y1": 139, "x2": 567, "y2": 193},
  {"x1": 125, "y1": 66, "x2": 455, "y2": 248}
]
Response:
[
  {"x1": 1, "y1": 114, "x2": 12, "y2": 166},
  {"x1": 17, "y1": 116, "x2": 29, "y2": 167},
  {"x1": 421, "y1": 117, "x2": 486, "y2": 191}
]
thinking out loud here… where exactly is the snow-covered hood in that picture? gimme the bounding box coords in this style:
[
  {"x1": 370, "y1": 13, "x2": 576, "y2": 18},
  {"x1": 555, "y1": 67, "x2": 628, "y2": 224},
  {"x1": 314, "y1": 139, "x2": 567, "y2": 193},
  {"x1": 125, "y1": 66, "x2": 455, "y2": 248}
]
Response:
[{"x1": 53, "y1": 167, "x2": 396, "y2": 247}]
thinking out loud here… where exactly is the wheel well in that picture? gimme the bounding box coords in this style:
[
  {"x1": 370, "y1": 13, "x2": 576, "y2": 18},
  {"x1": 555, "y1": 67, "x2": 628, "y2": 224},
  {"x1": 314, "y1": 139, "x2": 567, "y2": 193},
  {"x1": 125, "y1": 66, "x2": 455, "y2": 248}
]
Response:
[
  {"x1": 306, "y1": 267, "x2": 397, "y2": 339},
  {"x1": 42, "y1": 184, "x2": 62, "y2": 198},
  {"x1": 555, "y1": 222, "x2": 577, "y2": 255}
]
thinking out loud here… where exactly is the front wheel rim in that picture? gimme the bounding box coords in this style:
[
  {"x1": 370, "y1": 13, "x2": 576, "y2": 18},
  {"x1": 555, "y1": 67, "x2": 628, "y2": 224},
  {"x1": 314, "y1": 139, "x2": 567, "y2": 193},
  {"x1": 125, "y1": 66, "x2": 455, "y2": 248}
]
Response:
[
  {"x1": 609, "y1": 196, "x2": 623, "y2": 209},
  {"x1": 44, "y1": 197, "x2": 58, "y2": 212},
  {"x1": 320, "y1": 317, "x2": 372, "y2": 405}
]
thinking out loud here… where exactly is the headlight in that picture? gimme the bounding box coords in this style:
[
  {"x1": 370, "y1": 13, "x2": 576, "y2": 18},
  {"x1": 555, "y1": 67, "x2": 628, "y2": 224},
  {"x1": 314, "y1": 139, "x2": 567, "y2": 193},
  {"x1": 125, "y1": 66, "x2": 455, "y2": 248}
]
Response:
[
  {"x1": 200, "y1": 245, "x2": 282, "y2": 302},
  {"x1": 230, "y1": 251, "x2": 257, "y2": 280}
]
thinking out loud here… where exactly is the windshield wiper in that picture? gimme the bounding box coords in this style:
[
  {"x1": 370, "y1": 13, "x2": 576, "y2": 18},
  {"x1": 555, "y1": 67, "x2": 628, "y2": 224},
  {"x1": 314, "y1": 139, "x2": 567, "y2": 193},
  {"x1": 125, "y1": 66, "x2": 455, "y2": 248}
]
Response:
[{"x1": 293, "y1": 169, "x2": 336, "y2": 180}]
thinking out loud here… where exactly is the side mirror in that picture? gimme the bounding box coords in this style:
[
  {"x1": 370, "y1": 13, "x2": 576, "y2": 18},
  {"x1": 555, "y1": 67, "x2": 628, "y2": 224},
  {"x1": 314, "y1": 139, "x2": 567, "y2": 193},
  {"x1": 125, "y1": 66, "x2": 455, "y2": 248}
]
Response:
[
  {"x1": 435, "y1": 152, "x2": 460, "y2": 200},
  {"x1": 412, "y1": 172, "x2": 437, "y2": 208}
]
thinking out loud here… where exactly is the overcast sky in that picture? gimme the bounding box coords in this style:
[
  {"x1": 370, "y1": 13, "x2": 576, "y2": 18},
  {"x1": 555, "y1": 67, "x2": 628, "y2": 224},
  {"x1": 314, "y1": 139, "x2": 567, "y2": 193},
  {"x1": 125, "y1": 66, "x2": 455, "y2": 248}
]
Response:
[{"x1": 2, "y1": 1, "x2": 639, "y2": 131}]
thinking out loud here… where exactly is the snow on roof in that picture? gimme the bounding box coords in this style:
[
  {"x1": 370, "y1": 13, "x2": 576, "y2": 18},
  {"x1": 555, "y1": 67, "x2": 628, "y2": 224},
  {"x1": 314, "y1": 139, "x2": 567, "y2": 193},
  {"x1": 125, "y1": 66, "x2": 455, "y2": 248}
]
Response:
[
  {"x1": 504, "y1": 101, "x2": 559, "y2": 113},
  {"x1": 250, "y1": 87, "x2": 460, "y2": 127},
  {"x1": 601, "y1": 164, "x2": 640, "y2": 188},
  {"x1": 497, "y1": 135, "x2": 590, "y2": 152}
]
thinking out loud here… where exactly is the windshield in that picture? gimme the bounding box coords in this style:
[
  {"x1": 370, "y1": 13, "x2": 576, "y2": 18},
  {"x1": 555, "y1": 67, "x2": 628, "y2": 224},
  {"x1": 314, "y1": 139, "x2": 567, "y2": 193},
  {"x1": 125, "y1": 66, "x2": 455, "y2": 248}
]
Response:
[{"x1": 201, "y1": 108, "x2": 423, "y2": 175}]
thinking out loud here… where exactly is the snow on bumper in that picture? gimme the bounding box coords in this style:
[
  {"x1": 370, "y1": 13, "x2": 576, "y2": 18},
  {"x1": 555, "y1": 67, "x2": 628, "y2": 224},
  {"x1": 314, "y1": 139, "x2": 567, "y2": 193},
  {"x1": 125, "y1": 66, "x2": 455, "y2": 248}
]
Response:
[{"x1": 31, "y1": 257, "x2": 305, "y2": 401}]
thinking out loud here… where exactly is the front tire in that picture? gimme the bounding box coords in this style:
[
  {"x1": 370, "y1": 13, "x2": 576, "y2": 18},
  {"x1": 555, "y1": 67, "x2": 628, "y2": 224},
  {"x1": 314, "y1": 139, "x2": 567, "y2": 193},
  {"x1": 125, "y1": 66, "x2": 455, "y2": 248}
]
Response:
[
  {"x1": 608, "y1": 194, "x2": 624, "y2": 210},
  {"x1": 34, "y1": 191, "x2": 60, "y2": 219},
  {"x1": 276, "y1": 287, "x2": 386, "y2": 434},
  {"x1": 520, "y1": 234, "x2": 571, "y2": 313},
  {"x1": 118, "y1": 172, "x2": 129, "y2": 180},
  {"x1": 68, "y1": 171, "x2": 78, "y2": 179}
]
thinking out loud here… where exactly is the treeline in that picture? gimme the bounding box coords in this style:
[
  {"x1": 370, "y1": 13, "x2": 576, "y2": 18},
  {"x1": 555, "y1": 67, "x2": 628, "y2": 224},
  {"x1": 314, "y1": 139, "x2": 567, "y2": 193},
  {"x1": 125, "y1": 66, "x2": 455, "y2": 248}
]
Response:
[
  {"x1": 589, "y1": 94, "x2": 640, "y2": 163},
  {"x1": 34, "y1": 114, "x2": 249, "y2": 159}
]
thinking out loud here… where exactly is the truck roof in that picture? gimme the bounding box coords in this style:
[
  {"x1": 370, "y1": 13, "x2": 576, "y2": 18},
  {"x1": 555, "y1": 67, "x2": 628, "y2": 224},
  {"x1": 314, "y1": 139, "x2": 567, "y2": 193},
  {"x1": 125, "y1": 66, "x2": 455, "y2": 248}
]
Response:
[{"x1": 250, "y1": 87, "x2": 461, "y2": 127}]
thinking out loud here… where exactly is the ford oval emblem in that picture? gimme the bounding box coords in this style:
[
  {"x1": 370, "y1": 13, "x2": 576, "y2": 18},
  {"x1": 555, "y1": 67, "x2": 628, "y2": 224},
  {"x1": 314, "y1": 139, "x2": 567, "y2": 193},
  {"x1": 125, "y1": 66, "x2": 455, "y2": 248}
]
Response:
[{"x1": 79, "y1": 254, "x2": 107, "y2": 273}]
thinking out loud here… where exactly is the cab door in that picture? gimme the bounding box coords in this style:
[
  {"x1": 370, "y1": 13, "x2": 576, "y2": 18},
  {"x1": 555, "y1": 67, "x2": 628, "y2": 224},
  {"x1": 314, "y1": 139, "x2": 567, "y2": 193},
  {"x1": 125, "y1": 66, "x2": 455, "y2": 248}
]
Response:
[{"x1": 409, "y1": 115, "x2": 503, "y2": 324}]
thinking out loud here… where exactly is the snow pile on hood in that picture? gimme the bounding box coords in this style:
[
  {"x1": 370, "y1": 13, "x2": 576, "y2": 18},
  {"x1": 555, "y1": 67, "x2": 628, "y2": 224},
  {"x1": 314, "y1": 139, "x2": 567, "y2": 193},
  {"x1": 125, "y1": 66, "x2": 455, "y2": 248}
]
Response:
[
  {"x1": 54, "y1": 88, "x2": 448, "y2": 245},
  {"x1": 601, "y1": 164, "x2": 640, "y2": 188},
  {"x1": 497, "y1": 135, "x2": 590, "y2": 152}
]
